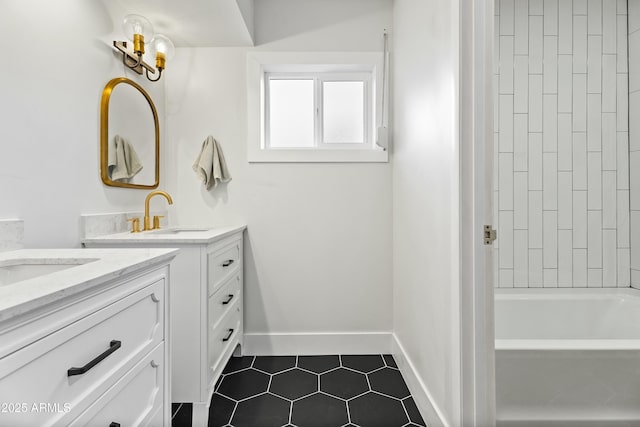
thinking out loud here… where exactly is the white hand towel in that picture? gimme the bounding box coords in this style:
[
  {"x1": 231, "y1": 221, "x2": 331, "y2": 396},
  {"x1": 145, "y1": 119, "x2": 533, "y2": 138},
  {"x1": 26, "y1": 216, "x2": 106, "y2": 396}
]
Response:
[
  {"x1": 193, "y1": 135, "x2": 232, "y2": 190},
  {"x1": 109, "y1": 135, "x2": 143, "y2": 182}
]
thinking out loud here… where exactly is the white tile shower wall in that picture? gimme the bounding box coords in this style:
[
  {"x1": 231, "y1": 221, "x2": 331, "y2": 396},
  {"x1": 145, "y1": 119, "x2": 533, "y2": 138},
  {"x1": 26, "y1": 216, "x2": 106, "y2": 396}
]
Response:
[
  {"x1": 495, "y1": 0, "x2": 630, "y2": 287},
  {"x1": 629, "y1": 0, "x2": 640, "y2": 288}
]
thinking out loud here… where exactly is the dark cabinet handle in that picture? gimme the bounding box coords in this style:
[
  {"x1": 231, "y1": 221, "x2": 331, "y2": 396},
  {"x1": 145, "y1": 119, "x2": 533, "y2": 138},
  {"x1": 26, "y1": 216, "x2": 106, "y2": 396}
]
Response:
[
  {"x1": 222, "y1": 329, "x2": 234, "y2": 342},
  {"x1": 67, "y1": 340, "x2": 122, "y2": 377},
  {"x1": 222, "y1": 294, "x2": 234, "y2": 305},
  {"x1": 110, "y1": 423, "x2": 121, "y2": 427},
  {"x1": 222, "y1": 259, "x2": 234, "y2": 267}
]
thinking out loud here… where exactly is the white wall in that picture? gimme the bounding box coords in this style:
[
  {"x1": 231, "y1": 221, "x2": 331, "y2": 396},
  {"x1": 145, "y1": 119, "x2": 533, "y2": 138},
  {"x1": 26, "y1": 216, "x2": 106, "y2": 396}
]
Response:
[
  {"x1": 392, "y1": 0, "x2": 461, "y2": 425},
  {"x1": 0, "y1": 0, "x2": 165, "y2": 248},
  {"x1": 494, "y1": 0, "x2": 631, "y2": 288},
  {"x1": 165, "y1": 0, "x2": 394, "y2": 339}
]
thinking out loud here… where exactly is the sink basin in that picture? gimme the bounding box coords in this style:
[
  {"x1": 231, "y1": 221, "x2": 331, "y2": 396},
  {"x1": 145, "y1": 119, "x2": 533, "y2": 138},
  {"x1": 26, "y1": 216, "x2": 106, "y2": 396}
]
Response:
[
  {"x1": 0, "y1": 259, "x2": 96, "y2": 286},
  {"x1": 150, "y1": 228, "x2": 212, "y2": 235}
]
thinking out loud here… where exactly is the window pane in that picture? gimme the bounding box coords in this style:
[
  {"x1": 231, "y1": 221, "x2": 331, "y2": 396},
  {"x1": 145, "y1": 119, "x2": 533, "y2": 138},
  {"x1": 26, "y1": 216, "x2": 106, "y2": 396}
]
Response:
[
  {"x1": 268, "y1": 79, "x2": 315, "y2": 148},
  {"x1": 322, "y1": 81, "x2": 365, "y2": 144}
]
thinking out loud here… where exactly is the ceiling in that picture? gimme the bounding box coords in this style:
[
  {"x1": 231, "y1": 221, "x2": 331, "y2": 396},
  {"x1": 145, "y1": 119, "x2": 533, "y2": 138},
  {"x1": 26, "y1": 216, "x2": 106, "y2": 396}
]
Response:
[{"x1": 102, "y1": 0, "x2": 255, "y2": 47}]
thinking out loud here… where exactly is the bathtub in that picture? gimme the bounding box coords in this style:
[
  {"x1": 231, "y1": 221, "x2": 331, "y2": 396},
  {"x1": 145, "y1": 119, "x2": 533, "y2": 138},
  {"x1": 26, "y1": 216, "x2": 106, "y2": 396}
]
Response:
[{"x1": 495, "y1": 288, "x2": 640, "y2": 427}]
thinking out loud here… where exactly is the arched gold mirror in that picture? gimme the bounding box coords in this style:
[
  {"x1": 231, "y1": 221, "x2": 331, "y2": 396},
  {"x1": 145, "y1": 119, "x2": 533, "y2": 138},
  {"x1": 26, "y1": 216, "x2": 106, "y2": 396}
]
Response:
[{"x1": 100, "y1": 77, "x2": 159, "y2": 189}]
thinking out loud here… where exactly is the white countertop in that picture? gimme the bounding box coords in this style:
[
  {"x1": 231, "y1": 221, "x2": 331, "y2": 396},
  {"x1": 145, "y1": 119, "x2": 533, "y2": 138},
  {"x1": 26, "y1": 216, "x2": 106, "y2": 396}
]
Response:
[
  {"x1": 0, "y1": 248, "x2": 179, "y2": 322},
  {"x1": 82, "y1": 224, "x2": 246, "y2": 246}
]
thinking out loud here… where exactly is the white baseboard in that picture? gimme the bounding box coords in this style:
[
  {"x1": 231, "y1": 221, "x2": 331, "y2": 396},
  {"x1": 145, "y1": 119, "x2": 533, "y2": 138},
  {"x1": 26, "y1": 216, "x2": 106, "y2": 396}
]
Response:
[
  {"x1": 392, "y1": 334, "x2": 448, "y2": 427},
  {"x1": 242, "y1": 332, "x2": 393, "y2": 355}
]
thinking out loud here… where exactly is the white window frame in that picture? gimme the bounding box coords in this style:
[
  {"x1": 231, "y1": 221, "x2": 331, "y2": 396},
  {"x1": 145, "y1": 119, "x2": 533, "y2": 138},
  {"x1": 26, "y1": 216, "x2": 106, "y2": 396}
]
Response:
[{"x1": 247, "y1": 52, "x2": 388, "y2": 163}]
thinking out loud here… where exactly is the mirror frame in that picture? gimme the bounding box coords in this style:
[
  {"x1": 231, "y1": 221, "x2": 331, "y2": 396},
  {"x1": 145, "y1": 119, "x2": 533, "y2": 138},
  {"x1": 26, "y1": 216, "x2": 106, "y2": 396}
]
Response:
[{"x1": 100, "y1": 77, "x2": 160, "y2": 189}]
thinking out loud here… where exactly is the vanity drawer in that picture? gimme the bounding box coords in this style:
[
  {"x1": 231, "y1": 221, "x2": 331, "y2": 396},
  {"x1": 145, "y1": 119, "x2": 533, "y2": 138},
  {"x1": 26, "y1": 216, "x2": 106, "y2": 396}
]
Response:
[
  {"x1": 208, "y1": 307, "x2": 241, "y2": 374},
  {"x1": 207, "y1": 240, "x2": 241, "y2": 294},
  {"x1": 68, "y1": 344, "x2": 164, "y2": 427},
  {"x1": 209, "y1": 274, "x2": 242, "y2": 330},
  {"x1": 0, "y1": 280, "x2": 164, "y2": 427}
]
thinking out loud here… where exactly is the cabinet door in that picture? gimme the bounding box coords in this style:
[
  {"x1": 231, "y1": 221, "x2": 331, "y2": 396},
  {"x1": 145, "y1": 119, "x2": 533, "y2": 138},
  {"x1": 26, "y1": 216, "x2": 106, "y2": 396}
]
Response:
[
  {"x1": 0, "y1": 280, "x2": 164, "y2": 427},
  {"x1": 68, "y1": 344, "x2": 164, "y2": 427}
]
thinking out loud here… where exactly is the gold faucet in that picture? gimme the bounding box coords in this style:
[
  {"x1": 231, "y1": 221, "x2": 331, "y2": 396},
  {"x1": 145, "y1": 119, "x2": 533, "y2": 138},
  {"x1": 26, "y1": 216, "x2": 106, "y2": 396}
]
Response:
[{"x1": 144, "y1": 190, "x2": 173, "y2": 231}]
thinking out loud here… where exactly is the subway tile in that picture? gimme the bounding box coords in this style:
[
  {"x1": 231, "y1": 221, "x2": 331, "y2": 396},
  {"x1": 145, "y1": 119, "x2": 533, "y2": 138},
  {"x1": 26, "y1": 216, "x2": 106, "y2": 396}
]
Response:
[
  {"x1": 601, "y1": 55, "x2": 617, "y2": 112},
  {"x1": 500, "y1": 0, "x2": 515, "y2": 35},
  {"x1": 530, "y1": 191, "x2": 544, "y2": 248},
  {"x1": 559, "y1": 0, "x2": 573, "y2": 54},
  {"x1": 602, "y1": 171, "x2": 617, "y2": 228},
  {"x1": 629, "y1": 0, "x2": 640, "y2": 33},
  {"x1": 514, "y1": 171, "x2": 528, "y2": 229},
  {"x1": 587, "y1": 36, "x2": 602, "y2": 93},
  {"x1": 588, "y1": 0, "x2": 602, "y2": 35},
  {"x1": 529, "y1": 133, "x2": 543, "y2": 190},
  {"x1": 529, "y1": 249, "x2": 544, "y2": 287},
  {"x1": 573, "y1": 249, "x2": 588, "y2": 286},
  {"x1": 630, "y1": 212, "x2": 640, "y2": 269},
  {"x1": 573, "y1": 16, "x2": 588, "y2": 74},
  {"x1": 544, "y1": 269, "x2": 559, "y2": 287},
  {"x1": 514, "y1": 230, "x2": 529, "y2": 287},
  {"x1": 617, "y1": 75, "x2": 628, "y2": 131},
  {"x1": 514, "y1": 1, "x2": 529, "y2": 54},
  {"x1": 543, "y1": 153, "x2": 558, "y2": 210},
  {"x1": 500, "y1": 94, "x2": 514, "y2": 152},
  {"x1": 602, "y1": 113, "x2": 617, "y2": 170},
  {"x1": 558, "y1": 113, "x2": 573, "y2": 170},
  {"x1": 558, "y1": 55, "x2": 573, "y2": 112},
  {"x1": 618, "y1": 190, "x2": 630, "y2": 247},
  {"x1": 499, "y1": 153, "x2": 514, "y2": 210},
  {"x1": 587, "y1": 152, "x2": 602, "y2": 210},
  {"x1": 558, "y1": 230, "x2": 574, "y2": 286},
  {"x1": 558, "y1": 172, "x2": 573, "y2": 229},
  {"x1": 588, "y1": 210, "x2": 603, "y2": 268},
  {"x1": 587, "y1": 94, "x2": 602, "y2": 151},
  {"x1": 573, "y1": 74, "x2": 587, "y2": 131},
  {"x1": 543, "y1": 36, "x2": 558, "y2": 93},
  {"x1": 529, "y1": 16, "x2": 544, "y2": 74},
  {"x1": 529, "y1": 75, "x2": 543, "y2": 131},
  {"x1": 573, "y1": 132, "x2": 588, "y2": 189},
  {"x1": 602, "y1": 0, "x2": 617, "y2": 53},
  {"x1": 514, "y1": 114, "x2": 528, "y2": 170},
  {"x1": 631, "y1": 152, "x2": 640, "y2": 210},
  {"x1": 573, "y1": 190, "x2": 588, "y2": 247},
  {"x1": 499, "y1": 211, "x2": 514, "y2": 268},
  {"x1": 543, "y1": 211, "x2": 558, "y2": 268},
  {"x1": 618, "y1": 248, "x2": 630, "y2": 287},
  {"x1": 602, "y1": 229, "x2": 617, "y2": 287},
  {"x1": 530, "y1": 0, "x2": 544, "y2": 15},
  {"x1": 617, "y1": 132, "x2": 630, "y2": 189},
  {"x1": 500, "y1": 269, "x2": 515, "y2": 287},
  {"x1": 629, "y1": 31, "x2": 640, "y2": 92},
  {"x1": 630, "y1": 92, "x2": 640, "y2": 151},
  {"x1": 500, "y1": 36, "x2": 515, "y2": 94},
  {"x1": 633, "y1": 270, "x2": 640, "y2": 289},
  {"x1": 514, "y1": 56, "x2": 529, "y2": 113},
  {"x1": 544, "y1": 0, "x2": 559, "y2": 34},
  {"x1": 617, "y1": 15, "x2": 628, "y2": 73},
  {"x1": 543, "y1": 95, "x2": 558, "y2": 152},
  {"x1": 574, "y1": 0, "x2": 588, "y2": 15},
  {"x1": 588, "y1": 268, "x2": 603, "y2": 287}
]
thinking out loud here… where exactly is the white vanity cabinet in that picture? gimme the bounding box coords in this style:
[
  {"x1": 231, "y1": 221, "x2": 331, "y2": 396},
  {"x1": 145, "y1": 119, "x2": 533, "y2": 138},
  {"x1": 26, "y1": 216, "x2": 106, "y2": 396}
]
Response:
[
  {"x1": 0, "y1": 248, "x2": 177, "y2": 427},
  {"x1": 82, "y1": 226, "x2": 246, "y2": 426}
]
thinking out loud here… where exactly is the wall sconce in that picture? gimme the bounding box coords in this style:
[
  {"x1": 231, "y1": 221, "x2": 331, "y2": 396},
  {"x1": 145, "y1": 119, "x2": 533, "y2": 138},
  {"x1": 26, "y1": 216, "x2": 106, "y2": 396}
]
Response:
[{"x1": 113, "y1": 14, "x2": 175, "y2": 82}]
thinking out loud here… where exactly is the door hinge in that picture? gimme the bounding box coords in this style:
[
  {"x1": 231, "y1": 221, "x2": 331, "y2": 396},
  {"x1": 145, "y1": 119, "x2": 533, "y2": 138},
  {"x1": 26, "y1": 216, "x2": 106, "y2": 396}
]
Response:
[{"x1": 484, "y1": 225, "x2": 497, "y2": 245}]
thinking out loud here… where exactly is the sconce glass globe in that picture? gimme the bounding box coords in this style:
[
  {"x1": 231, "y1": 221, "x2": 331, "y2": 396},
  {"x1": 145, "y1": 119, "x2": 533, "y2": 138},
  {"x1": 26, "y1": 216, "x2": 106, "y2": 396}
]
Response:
[
  {"x1": 122, "y1": 14, "x2": 154, "y2": 44},
  {"x1": 151, "y1": 35, "x2": 175, "y2": 61}
]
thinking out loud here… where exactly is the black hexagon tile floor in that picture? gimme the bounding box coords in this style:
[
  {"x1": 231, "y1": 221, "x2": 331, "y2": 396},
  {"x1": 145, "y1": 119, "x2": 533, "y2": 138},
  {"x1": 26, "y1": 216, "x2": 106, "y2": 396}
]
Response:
[{"x1": 172, "y1": 354, "x2": 427, "y2": 427}]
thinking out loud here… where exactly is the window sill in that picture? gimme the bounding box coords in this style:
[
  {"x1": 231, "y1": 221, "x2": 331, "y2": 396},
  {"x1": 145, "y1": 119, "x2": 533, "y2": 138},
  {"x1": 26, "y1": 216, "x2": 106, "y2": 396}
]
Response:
[{"x1": 248, "y1": 148, "x2": 388, "y2": 163}]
